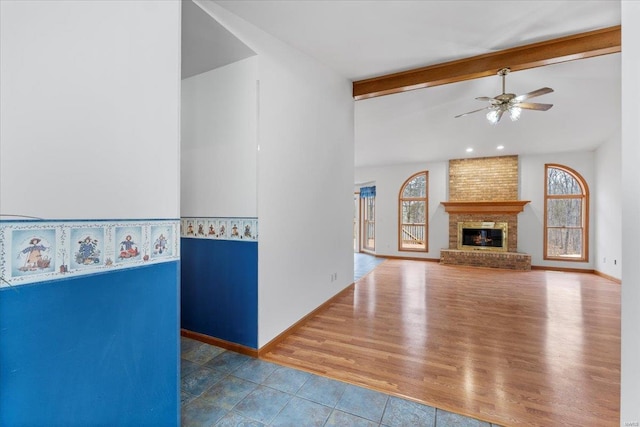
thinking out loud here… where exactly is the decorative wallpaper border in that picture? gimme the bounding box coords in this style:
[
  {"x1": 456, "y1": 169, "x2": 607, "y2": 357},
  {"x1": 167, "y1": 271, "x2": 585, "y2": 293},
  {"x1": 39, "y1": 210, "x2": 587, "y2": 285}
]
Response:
[
  {"x1": 180, "y1": 217, "x2": 258, "y2": 242},
  {"x1": 0, "y1": 219, "x2": 180, "y2": 288}
]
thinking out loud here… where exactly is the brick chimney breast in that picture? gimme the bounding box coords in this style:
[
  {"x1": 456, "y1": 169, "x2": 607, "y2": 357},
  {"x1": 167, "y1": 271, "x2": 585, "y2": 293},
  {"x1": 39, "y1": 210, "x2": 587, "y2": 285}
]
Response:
[{"x1": 441, "y1": 155, "x2": 531, "y2": 269}]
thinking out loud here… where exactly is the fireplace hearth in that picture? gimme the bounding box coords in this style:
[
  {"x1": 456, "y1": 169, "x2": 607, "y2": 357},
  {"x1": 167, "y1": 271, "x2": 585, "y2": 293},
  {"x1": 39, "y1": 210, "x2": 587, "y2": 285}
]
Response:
[{"x1": 440, "y1": 200, "x2": 531, "y2": 270}]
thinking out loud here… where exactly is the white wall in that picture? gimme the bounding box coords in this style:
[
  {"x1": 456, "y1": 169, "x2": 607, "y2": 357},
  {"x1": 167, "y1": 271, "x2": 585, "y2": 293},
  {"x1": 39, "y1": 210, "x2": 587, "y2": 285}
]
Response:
[
  {"x1": 621, "y1": 1, "x2": 640, "y2": 424},
  {"x1": 181, "y1": 57, "x2": 258, "y2": 217},
  {"x1": 0, "y1": 0, "x2": 180, "y2": 220},
  {"x1": 355, "y1": 161, "x2": 448, "y2": 258},
  {"x1": 194, "y1": 0, "x2": 355, "y2": 347},
  {"x1": 594, "y1": 132, "x2": 622, "y2": 279},
  {"x1": 519, "y1": 150, "x2": 595, "y2": 268}
]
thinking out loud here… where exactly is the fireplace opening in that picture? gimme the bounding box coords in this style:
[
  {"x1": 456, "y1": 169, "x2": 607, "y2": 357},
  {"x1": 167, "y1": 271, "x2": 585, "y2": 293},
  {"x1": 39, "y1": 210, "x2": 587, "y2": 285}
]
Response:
[
  {"x1": 457, "y1": 222, "x2": 508, "y2": 252},
  {"x1": 463, "y1": 228, "x2": 502, "y2": 247}
]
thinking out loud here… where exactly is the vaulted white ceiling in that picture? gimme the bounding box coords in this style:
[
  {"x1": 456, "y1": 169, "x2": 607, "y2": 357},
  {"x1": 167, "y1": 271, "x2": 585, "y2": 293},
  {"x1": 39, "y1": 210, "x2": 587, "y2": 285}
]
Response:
[
  {"x1": 195, "y1": 1, "x2": 622, "y2": 167},
  {"x1": 182, "y1": 0, "x2": 255, "y2": 79}
]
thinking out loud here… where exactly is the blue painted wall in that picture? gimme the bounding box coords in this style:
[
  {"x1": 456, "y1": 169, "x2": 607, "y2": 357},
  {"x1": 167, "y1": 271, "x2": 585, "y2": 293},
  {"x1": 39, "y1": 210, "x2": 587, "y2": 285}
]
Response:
[
  {"x1": 0, "y1": 262, "x2": 180, "y2": 427},
  {"x1": 181, "y1": 239, "x2": 258, "y2": 349}
]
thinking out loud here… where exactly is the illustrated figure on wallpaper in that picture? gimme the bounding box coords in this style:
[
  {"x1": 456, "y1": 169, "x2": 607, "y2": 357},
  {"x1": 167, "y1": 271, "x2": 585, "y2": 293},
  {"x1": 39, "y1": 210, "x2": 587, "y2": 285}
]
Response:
[
  {"x1": 244, "y1": 224, "x2": 251, "y2": 238},
  {"x1": 197, "y1": 223, "x2": 205, "y2": 235},
  {"x1": 231, "y1": 224, "x2": 239, "y2": 237},
  {"x1": 76, "y1": 236, "x2": 100, "y2": 265},
  {"x1": 208, "y1": 224, "x2": 216, "y2": 236},
  {"x1": 154, "y1": 233, "x2": 168, "y2": 255},
  {"x1": 18, "y1": 237, "x2": 51, "y2": 271},
  {"x1": 59, "y1": 249, "x2": 68, "y2": 273},
  {"x1": 187, "y1": 223, "x2": 194, "y2": 235},
  {"x1": 219, "y1": 224, "x2": 226, "y2": 237},
  {"x1": 119, "y1": 235, "x2": 139, "y2": 259}
]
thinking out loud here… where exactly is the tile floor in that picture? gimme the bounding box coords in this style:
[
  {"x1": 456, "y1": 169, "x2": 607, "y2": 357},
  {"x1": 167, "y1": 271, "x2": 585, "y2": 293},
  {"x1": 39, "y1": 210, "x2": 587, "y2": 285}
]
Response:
[
  {"x1": 181, "y1": 337, "x2": 500, "y2": 426},
  {"x1": 180, "y1": 254, "x2": 501, "y2": 426},
  {"x1": 354, "y1": 253, "x2": 385, "y2": 280}
]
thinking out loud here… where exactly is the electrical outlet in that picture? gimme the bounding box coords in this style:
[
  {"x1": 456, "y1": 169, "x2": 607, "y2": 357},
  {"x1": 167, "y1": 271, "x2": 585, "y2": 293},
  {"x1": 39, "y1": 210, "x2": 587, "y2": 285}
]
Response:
[
  {"x1": 603, "y1": 257, "x2": 606, "y2": 263},
  {"x1": 614, "y1": 260, "x2": 617, "y2": 265}
]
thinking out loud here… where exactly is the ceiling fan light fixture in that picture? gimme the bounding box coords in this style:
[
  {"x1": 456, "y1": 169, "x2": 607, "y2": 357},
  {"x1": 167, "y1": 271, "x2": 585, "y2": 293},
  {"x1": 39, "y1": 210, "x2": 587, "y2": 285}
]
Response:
[
  {"x1": 509, "y1": 106, "x2": 522, "y2": 121},
  {"x1": 486, "y1": 109, "x2": 500, "y2": 124},
  {"x1": 457, "y1": 67, "x2": 553, "y2": 124}
]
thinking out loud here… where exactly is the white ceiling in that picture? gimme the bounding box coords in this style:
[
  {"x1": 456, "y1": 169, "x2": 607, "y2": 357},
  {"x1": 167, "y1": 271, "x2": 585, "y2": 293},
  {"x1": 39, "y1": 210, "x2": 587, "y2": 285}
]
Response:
[{"x1": 203, "y1": 0, "x2": 621, "y2": 167}]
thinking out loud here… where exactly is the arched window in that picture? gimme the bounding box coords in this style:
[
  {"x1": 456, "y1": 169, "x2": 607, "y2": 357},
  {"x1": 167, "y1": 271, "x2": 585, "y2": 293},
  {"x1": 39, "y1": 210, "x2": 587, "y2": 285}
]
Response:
[
  {"x1": 544, "y1": 164, "x2": 589, "y2": 261},
  {"x1": 398, "y1": 171, "x2": 428, "y2": 252}
]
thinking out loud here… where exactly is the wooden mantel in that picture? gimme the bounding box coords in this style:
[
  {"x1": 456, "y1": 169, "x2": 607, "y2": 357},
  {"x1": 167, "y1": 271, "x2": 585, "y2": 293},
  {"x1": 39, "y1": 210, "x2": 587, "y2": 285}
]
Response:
[{"x1": 441, "y1": 200, "x2": 530, "y2": 214}]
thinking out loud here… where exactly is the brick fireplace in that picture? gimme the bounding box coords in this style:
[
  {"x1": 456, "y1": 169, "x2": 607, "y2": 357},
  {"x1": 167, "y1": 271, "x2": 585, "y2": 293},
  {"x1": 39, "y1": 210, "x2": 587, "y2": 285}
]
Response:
[{"x1": 440, "y1": 156, "x2": 531, "y2": 270}]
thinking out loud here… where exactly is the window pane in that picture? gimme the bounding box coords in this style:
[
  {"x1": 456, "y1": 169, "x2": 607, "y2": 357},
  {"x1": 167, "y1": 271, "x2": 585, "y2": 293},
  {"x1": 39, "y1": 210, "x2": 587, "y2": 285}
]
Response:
[
  {"x1": 547, "y1": 199, "x2": 582, "y2": 227},
  {"x1": 400, "y1": 224, "x2": 426, "y2": 250},
  {"x1": 402, "y1": 201, "x2": 425, "y2": 223},
  {"x1": 365, "y1": 197, "x2": 375, "y2": 220},
  {"x1": 547, "y1": 228, "x2": 583, "y2": 258},
  {"x1": 364, "y1": 220, "x2": 375, "y2": 250},
  {"x1": 403, "y1": 174, "x2": 426, "y2": 198},
  {"x1": 365, "y1": 221, "x2": 375, "y2": 240},
  {"x1": 398, "y1": 171, "x2": 428, "y2": 252},
  {"x1": 547, "y1": 168, "x2": 582, "y2": 195},
  {"x1": 363, "y1": 196, "x2": 375, "y2": 251},
  {"x1": 544, "y1": 165, "x2": 588, "y2": 262}
]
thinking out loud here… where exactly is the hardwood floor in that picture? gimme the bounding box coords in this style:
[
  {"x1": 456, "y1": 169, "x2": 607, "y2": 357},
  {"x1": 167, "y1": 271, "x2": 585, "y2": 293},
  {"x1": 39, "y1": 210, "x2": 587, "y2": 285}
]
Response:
[{"x1": 261, "y1": 259, "x2": 620, "y2": 427}]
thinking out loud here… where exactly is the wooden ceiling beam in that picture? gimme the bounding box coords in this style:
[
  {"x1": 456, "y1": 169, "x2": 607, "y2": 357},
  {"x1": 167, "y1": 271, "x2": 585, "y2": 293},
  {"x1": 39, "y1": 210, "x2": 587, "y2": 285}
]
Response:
[{"x1": 353, "y1": 25, "x2": 621, "y2": 100}]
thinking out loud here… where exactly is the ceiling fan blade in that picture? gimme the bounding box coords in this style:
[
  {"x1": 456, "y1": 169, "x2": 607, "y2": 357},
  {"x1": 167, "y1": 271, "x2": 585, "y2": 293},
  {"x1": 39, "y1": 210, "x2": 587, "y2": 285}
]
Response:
[
  {"x1": 514, "y1": 87, "x2": 554, "y2": 102},
  {"x1": 514, "y1": 102, "x2": 553, "y2": 111},
  {"x1": 475, "y1": 96, "x2": 494, "y2": 102},
  {"x1": 454, "y1": 106, "x2": 491, "y2": 118},
  {"x1": 496, "y1": 109, "x2": 504, "y2": 123}
]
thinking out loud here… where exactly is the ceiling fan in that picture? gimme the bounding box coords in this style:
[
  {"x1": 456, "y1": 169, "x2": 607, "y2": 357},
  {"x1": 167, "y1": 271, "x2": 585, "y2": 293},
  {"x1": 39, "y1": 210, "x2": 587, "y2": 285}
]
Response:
[{"x1": 455, "y1": 68, "x2": 554, "y2": 124}]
